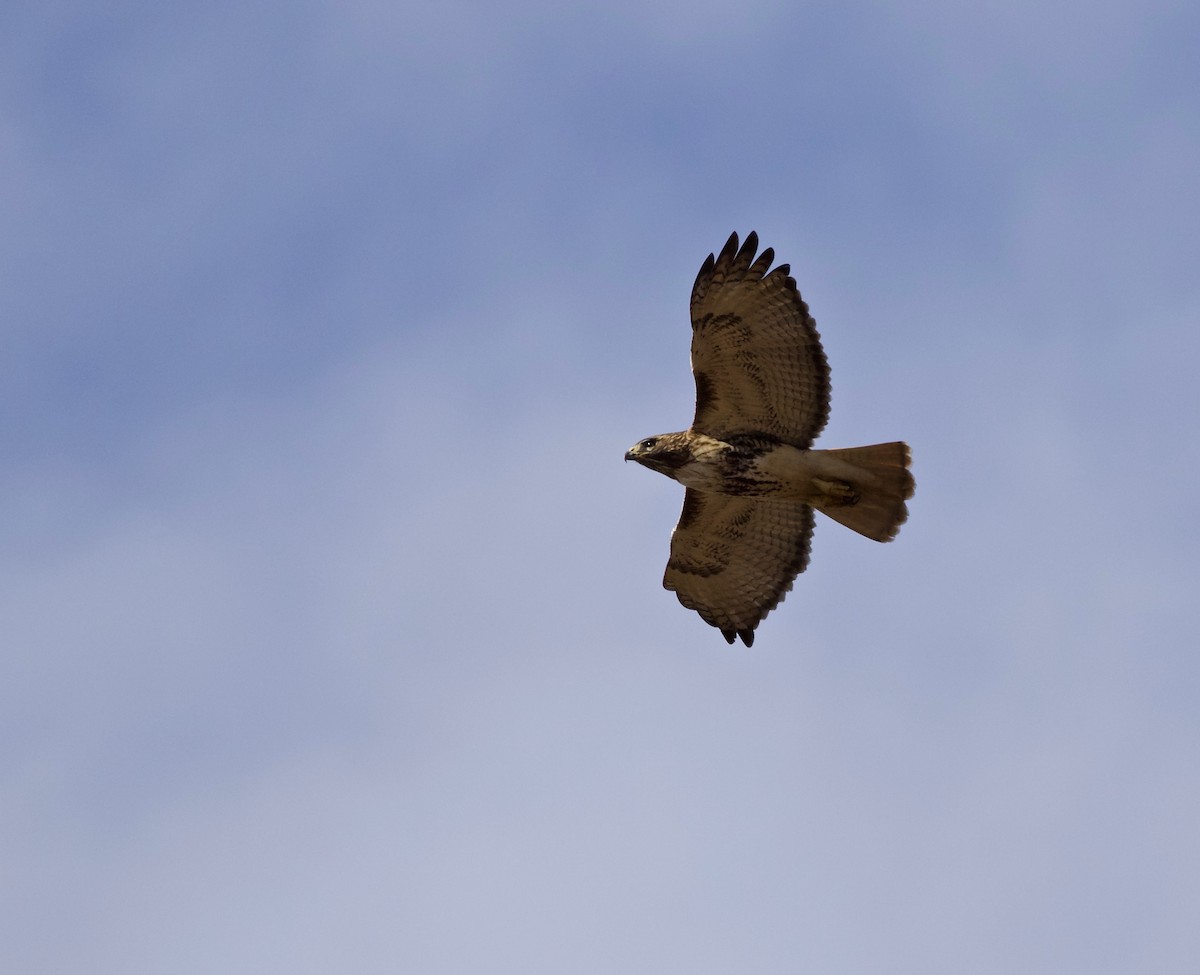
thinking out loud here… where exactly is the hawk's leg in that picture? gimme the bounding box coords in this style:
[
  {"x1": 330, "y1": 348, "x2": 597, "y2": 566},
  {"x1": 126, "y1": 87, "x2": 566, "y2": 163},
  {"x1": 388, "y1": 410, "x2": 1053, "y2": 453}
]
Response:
[{"x1": 813, "y1": 478, "x2": 860, "y2": 507}]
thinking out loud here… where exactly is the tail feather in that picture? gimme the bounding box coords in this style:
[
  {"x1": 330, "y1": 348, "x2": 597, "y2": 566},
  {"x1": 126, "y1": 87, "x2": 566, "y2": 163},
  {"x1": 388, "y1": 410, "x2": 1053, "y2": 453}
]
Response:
[{"x1": 815, "y1": 442, "x2": 914, "y2": 542}]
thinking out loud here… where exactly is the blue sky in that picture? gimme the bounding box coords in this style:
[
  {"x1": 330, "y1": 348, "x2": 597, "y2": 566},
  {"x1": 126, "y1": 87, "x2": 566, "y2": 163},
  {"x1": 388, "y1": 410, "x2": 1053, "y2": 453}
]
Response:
[{"x1": 3, "y1": 1, "x2": 1199, "y2": 971}]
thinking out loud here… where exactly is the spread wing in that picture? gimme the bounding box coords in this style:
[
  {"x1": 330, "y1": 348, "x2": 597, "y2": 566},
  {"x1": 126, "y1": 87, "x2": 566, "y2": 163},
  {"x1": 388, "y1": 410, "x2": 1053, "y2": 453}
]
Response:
[
  {"x1": 690, "y1": 231, "x2": 830, "y2": 448},
  {"x1": 663, "y1": 490, "x2": 814, "y2": 646}
]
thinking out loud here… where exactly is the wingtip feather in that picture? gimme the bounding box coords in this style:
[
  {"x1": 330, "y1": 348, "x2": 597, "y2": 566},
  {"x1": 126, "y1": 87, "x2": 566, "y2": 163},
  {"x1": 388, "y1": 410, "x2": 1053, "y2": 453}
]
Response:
[
  {"x1": 719, "y1": 626, "x2": 756, "y2": 647},
  {"x1": 717, "y1": 231, "x2": 740, "y2": 264}
]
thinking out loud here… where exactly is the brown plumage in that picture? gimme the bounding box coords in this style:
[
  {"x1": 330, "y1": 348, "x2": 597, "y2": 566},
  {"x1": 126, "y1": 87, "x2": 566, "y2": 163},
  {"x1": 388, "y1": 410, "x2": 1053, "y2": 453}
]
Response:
[{"x1": 625, "y1": 232, "x2": 914, "y2": 646}]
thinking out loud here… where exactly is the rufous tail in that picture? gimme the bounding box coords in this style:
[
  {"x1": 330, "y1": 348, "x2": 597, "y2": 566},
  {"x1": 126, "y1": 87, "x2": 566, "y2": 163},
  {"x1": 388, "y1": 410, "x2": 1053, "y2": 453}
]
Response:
[{"x1": 815, "y1": 442, "x2": 914, "y2": 542}]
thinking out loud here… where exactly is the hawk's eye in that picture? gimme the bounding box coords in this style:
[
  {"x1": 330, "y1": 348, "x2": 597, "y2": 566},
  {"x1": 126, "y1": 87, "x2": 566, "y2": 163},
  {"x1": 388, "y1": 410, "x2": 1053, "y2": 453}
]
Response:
[{"x1": 642, "y1": 438, "x2": 658, "y2": 450}]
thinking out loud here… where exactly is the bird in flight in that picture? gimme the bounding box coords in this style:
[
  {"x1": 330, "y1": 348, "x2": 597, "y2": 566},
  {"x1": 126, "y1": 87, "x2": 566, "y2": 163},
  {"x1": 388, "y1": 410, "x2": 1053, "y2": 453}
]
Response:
[{"x1": 625, "y1": 232, "x2": 914, "y2": 646}]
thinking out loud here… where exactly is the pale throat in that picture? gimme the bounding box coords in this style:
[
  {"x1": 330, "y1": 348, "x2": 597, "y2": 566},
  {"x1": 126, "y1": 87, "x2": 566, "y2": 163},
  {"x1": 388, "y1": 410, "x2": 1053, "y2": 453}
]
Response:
[{"x1": 671, "y1": 433, "x2": 734, "y2": 492}]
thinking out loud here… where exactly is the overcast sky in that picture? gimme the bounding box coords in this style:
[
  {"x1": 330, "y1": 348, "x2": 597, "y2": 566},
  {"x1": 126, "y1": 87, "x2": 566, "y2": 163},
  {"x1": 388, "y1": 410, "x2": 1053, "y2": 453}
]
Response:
[{"x1": 3, "y1": 1, "x2": 1199, "y2": 972}]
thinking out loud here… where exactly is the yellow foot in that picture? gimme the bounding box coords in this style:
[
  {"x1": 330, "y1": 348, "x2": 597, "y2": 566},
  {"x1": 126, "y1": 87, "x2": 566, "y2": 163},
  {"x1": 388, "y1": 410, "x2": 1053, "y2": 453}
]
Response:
[{"x1": 813, "y1": 478, "x2": 859, "y2": 506}]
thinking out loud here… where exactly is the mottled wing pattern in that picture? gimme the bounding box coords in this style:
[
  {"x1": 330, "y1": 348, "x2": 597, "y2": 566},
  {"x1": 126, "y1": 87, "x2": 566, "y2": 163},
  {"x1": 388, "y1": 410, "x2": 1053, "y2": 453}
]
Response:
[
  {"x1": 690, "y1": 232, "x2": 830, "y2": 448},
  {"x1": 664, "y1": 490, "x2": 814, "y2": 645}
]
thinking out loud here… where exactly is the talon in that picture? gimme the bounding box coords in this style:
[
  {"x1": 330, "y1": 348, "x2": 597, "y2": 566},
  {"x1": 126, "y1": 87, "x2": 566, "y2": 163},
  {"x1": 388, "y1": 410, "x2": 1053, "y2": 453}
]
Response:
[{"x1": 814, "y1": 478, "x2": 859, "y2": 506}]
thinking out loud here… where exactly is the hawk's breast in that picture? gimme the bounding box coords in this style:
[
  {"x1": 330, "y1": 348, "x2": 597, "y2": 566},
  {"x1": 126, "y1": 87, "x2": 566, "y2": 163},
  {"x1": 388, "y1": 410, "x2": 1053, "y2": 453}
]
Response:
[{"x1": 671, "y1": 434, "x2": 784, "y2": 497}]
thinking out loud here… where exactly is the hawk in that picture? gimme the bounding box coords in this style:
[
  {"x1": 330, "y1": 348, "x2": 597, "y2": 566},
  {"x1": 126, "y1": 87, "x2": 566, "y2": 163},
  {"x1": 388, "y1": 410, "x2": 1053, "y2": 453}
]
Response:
[{"x1": 625, "y1": 232, "x2": 914, "y2": 646}]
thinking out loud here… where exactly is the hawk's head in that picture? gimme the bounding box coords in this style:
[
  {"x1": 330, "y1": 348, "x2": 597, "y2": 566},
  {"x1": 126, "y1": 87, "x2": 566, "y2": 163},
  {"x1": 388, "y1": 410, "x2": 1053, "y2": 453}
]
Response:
[{"x1": 624, "y1": 432, "x2": 694, "y2": 478}]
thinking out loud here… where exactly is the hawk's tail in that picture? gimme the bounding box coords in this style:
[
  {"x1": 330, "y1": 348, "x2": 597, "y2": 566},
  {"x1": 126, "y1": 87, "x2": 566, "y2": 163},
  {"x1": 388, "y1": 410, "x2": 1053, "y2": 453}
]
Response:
[{"x1": 814, "y1": 442, "x2": 914, "y2": 542}]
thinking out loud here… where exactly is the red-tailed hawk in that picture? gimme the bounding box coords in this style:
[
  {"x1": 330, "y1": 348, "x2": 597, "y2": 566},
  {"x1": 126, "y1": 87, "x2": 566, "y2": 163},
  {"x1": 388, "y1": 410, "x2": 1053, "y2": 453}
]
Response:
[{"x1": 625, "y1": 232, "x2": 914, "y2": 646}]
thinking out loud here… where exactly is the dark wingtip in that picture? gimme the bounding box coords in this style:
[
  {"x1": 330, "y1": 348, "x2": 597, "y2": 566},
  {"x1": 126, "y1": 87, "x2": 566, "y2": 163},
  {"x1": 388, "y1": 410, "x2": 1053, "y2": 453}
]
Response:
[
  {"x1": 714, "y1": 232, "x2": 740, "y2": 270},
  {"x1": 720, "y1": 627, "x2": 755, "y2": 647}
]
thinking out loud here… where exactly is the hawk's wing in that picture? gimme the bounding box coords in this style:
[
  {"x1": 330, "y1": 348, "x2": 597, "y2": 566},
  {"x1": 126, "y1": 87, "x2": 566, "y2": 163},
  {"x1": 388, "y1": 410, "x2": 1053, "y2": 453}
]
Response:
[
  {"x1": 663, "y1": 489, "x2": 814, "y2": 646},
  {"x1": 690, "y1": 232, "x2": 830, "y2": 448}
]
